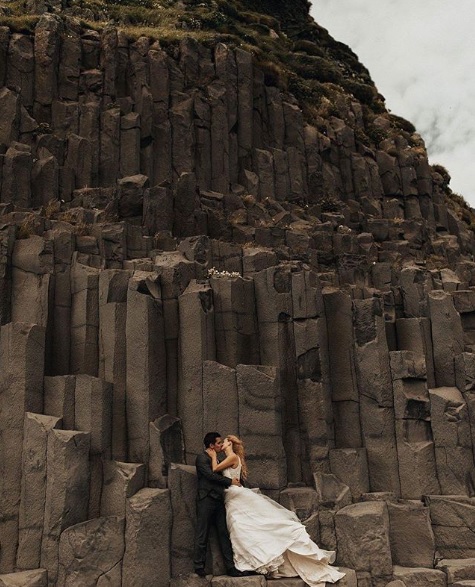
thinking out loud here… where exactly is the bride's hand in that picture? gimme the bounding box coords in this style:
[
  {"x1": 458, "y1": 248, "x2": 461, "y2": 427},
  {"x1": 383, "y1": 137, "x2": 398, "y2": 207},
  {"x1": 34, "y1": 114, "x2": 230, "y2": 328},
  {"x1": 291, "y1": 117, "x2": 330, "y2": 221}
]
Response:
[{"x1": 206, "y1": 448, "x2": 216, "y2": 458}]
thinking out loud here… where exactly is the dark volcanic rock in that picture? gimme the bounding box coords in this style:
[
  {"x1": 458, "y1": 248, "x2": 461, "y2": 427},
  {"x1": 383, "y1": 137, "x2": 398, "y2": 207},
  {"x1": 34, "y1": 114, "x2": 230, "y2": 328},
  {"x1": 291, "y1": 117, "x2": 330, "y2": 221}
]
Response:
[{"x1": 0, "y1": 4, "x2": 473, "y2": 586}]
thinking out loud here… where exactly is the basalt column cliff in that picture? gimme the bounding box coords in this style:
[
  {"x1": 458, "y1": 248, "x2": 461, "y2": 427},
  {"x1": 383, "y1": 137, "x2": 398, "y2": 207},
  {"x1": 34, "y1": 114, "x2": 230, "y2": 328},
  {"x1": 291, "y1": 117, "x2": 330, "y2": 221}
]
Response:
[{"x1": 0, "y1": 0, "x2": 475, "y2": 585}]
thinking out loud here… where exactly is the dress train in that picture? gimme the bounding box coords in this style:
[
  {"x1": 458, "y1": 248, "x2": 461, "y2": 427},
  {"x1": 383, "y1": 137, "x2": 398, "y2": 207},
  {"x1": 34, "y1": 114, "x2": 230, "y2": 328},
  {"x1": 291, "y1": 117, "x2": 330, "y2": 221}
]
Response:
[{"x1": 223, "y1": 464, "x2": 345, "y2": 587}]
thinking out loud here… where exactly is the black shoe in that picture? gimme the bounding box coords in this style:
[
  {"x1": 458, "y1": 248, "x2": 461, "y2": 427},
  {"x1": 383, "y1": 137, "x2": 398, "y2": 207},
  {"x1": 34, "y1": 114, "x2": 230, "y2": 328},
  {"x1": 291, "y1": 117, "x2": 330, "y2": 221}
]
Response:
[
  {"x1": 194, "y1": 568, "x2": 206, "y2": 578},
  {"x1": 227, "y1": 568, "x2": 258, "y2": 577},
  {"x1": 227, "y1": 568, "x2": 244, "y2": 577}
]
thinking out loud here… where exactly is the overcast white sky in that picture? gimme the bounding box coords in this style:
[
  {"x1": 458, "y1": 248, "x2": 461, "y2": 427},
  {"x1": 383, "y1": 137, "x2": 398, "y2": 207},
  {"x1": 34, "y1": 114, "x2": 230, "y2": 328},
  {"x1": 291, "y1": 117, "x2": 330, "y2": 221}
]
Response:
[{"x1": 311, "y1": 0, "x2": 475, "y2": 207}]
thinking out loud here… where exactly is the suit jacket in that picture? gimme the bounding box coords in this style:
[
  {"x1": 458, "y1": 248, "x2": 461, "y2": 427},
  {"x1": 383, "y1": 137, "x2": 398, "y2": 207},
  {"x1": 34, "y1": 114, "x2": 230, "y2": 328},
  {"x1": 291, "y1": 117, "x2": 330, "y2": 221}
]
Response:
[{"x1": 195, "y1": 452, "x2": 232, "y2": 500}]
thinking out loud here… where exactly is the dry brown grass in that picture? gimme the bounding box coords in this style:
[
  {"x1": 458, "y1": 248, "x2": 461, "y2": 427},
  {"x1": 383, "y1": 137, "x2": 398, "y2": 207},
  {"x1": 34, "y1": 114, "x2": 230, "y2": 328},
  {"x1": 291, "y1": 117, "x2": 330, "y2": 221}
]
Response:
[
  {"x1": 17, "y1": 214, "x2": 39, "y2": 239},
  {"x1": 43, "y1": 199, "x2": 61, "y2": 220},
  {"x1": 2, "y1": 0, "x2": 385, "y2": 158},
  {"x1": 0, "y1": 14, "x2": 39, "y2": 32}
]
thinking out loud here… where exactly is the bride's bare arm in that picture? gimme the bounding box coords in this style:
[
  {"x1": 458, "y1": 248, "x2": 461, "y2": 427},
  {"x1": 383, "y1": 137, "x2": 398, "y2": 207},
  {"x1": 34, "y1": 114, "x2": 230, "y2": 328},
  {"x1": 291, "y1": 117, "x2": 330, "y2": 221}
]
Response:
[{"x1": 208, "y1": 450, "x2": 238, "y2": 472}]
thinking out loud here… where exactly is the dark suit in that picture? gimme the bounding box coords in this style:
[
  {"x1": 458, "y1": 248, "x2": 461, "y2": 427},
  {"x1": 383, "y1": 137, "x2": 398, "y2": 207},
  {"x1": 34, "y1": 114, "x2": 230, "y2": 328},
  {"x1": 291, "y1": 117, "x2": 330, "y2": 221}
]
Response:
[{"x1": 193, "y1": 452, "x2": 234, "y2": 572}]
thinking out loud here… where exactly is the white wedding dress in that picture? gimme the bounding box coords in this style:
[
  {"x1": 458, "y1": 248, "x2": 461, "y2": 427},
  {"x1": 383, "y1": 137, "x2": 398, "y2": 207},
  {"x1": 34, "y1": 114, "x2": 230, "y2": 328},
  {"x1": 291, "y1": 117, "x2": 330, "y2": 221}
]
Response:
[{"x1": 223, "y1": 460, "x2": 345, "y2": 586}]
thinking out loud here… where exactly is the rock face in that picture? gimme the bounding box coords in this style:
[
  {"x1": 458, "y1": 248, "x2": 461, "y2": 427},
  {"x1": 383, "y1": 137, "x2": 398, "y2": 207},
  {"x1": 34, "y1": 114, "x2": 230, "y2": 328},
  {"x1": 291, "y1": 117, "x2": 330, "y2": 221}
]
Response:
[{"x1": 0, "y1": 4, "x2": 474, "y2": 586}]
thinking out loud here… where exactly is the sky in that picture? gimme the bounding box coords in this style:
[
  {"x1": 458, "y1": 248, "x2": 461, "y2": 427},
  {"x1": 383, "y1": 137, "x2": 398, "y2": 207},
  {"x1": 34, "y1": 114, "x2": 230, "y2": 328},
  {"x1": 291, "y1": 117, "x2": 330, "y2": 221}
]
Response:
[{"x1": 310, "y1": 0, "x2": 475, "y2": 207}]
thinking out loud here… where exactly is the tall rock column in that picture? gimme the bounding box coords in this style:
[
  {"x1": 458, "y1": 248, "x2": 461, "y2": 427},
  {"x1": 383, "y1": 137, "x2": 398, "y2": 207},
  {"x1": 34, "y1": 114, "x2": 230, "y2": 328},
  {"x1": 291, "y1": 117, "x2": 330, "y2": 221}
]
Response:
[
  {"x1": 57, "y1": 23, "x2": 79, "y2": 101},
  {"x1": 298, "y1": 379, "x2": 334, "y2": 481},
  {"x1": 194, "y1": 92, "x2": 212, "y2": 191},
  {"x1": 178, "y1": 280, "x2": 216, "y2": 461},
  {"x1": 49, "y1": 229, "x2": 74, "y2": 376},
  {"x1": 126, "y1": 271, "x2": 167, "y2": 464},
  {"x1": 6, "y1": 31, "x2": 34, "y2": 108},
  {"x1": 99, "y1": 268, "x2": 131, "y2": 461},
  {"x1": 293, "y1": 270, "x2": 332, "y2": 480},
  {"x1": 149, "y1": 43, "x2": 172, "y2": 186},
  {"x1": 235, "y1": 47, "x2": 253, "y2": 170},
  {"x1": 456, "y1": 351, "x2": 475, "y2": 454},
  {"x1": 74, "y1": 374, "x2": 113, "y2": 518},
  {"x1": 323, "y1": 289, "x2": 361, "y2": 448},
  {"x1": 253, "y1": 265, "x2": 300, "y2": 480},
  {"x1": 0, "y1": 225, "x2": 15, "y2": 326},
  {"x1": 389, "y1": 350, "x2": 440, "y2": 498},
  {"x1": 1, "y1": 143, "x2": 33, "y2": 208},
  {"x1": 254, "y1": 267, "x2": 295, "y2": 367},
  {"x1": 428, "y1": 290, "x2": 464, "y2": 387},
  {"x1": 202, "y1": 360, "x2": 239, "y2": 439},
  {"x1": 43, "y1": 375, "x2": 75, "y2": 430},
  {"x1": 169, "y1": 463, "x2": 197, "y2": 577},
  {"x1": 429, "y1": 386, "x2": 475, "y2": 495},
  {"x1": 173, "y1": 172, "x2": 203, "y2": 237},
  {"x1": 40, "y1": 429, "x2": 91, "y2": 586},
  {"x1": 153, "y1": 250, "x2": 196, "y2": 417},
  {"x1": 214, "y1": 44, "x2": 238, "y2": 185},
  {"x1": 100, "y1": 106, "x2": 120, "y2": 187},
  {"x1": 354, "y1": 298, "x2": 401, "y2": 495},
  {"x1": 33, "y1": 14, "x2": 61, "y2": 122},
  {"x1": 0, "y1": 86, "x2": 20, "y2": 146},
  {"x1": 236, "y1": 364, "x2": 287, "y2": 490},
  {"x1": 11, "y1": 236, "x2": 53, "y2": 331},
  {"x1": 209, "y1": 80, "x2": 230, "y2": 193},
  {"x1": 100, "y1": 25, "x2": 118, "y2": 102},
  {"x1": 16, "y1": 413, "x2": 61, "y2": 571},
  {"x1": 170, "y1": 101, "x2": 194, "y2": 184},
  {"x1": 210, "y1": 275, "x2": 260, "y2": 368},
  {"x1": 123, "y1": 488, "x2": 172, "y2": 587},
  {"x1": 70, "y1": 254, "x2": 99, "y2": 376},
  {"x1": 0, "y1": 322, "x2": 45, "y2": 572}
]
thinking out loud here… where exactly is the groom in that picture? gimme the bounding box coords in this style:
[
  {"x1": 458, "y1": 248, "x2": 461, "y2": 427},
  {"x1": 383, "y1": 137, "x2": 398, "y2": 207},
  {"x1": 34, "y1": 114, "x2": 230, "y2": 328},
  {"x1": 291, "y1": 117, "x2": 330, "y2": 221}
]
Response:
[{"x1": 193, "y1": 432, "x2": 248, "y2": 578}]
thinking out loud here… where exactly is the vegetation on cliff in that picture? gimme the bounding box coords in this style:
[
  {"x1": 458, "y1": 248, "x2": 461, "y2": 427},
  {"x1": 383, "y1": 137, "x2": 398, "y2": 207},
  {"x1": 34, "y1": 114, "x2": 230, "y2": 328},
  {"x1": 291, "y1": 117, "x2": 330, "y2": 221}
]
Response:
[
  {"x1": 0, "y1": 0, "x2": 397, "y2": 121},
  {"x1": 0, "y1": 0, "x2": 473, "y2": 233}
]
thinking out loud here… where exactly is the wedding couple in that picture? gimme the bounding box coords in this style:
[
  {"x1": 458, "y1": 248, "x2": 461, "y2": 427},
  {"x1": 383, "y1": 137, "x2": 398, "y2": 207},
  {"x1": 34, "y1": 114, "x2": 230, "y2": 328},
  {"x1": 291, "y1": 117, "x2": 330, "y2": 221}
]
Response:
[{"x1": 193, "y1": 432, "x2": 345, "y2": 585}]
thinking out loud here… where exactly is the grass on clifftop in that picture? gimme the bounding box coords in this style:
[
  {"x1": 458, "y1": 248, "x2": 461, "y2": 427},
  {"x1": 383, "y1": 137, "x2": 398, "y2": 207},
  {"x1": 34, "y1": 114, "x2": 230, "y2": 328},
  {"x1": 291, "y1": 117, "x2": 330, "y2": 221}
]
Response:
[
  {"x1": 0, "y1": 0, "x2": 385, "y2": 117},
  {"x1": 0, "y1": 0, "x2": 443, "y2": 150},
  {"x1": 1, "y1": 0, "x2": 474, "y2": 218}
]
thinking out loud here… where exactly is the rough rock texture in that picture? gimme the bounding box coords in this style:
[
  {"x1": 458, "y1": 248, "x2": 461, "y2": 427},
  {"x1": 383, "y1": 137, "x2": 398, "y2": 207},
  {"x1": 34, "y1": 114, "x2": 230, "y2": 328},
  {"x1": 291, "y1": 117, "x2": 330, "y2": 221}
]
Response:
[
  {"x1": 122, "y1": 488, "x2": 172, "y2": 587},
  {"x1": 0, "y1": 1, "x2": 474, "y2": 585},
  {"x1": 56, "y1": 516, "x2": 124, "y2": 586},
  {"x1": 0, "y1": 570, "x2": 47, "y2": 587},
  {"x1": 436, "y1": 559, "x2": 475, "y2": 585},
  {"x1": 17, "y1": 413, "x2": 61, "y2": 571},
  {"x1": 40, "y1": 429, "x2": 91, "y2": 585},
  {"x1": 387, "y1": 501, "x2": 435, "y2": 568},
  {"x1": 392, "y1": 566, "x2": 447, "y2": 587},
  {"x1": 426, "y1": 496, "x2": 475, "y2": 558},
  {"x1": 211, "y1": 577, "x2": 266, "y2": 587},
  {"x1": 335, "y1": 501, "x2": 392, "y2": 579}
]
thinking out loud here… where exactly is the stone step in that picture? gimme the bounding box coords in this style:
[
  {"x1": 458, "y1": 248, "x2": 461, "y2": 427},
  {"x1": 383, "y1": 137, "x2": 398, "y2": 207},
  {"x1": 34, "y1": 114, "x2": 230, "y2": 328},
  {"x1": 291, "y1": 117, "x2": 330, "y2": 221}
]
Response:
[
  {"x1": 425, "y1": 497, "x2": 475, "y2": 558},
  {"x1": 268, "y1": 569, "x2": 357, "y2": 587},
  {"x1": 392, "y1": 566, "x2": 446, "y2": 586},
  {"x1": 170, "y1": 569, "x2": 357, "y2": 587},
  {"x1": 0, "y1": 569, "x2": 47, "y2": 587},
  {"x1": 210, "y1": 576, "x2": 266, "y2": 587},
  {"x1": 453, "y1": 581, "x2": 475, "y2": 587},
  {"x1": 436, "y1": 559, "x2": 475, "y2": 585},
  {"x1": 266, "y1": 579, "x2": 307, "y2": 587}
]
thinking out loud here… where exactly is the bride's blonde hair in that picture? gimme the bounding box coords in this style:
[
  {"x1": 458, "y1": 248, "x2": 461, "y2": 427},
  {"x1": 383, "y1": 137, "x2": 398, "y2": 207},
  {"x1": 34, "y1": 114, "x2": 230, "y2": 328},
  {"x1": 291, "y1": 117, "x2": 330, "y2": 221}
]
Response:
[{"x1": 227, "y1": 435, "x2": 248, "y2": 479}]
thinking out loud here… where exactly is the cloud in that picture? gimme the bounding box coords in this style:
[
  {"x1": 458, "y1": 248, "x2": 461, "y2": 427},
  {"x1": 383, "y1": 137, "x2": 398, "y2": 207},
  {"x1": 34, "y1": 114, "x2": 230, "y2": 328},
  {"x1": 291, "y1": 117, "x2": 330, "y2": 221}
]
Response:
[{"x1": 311, "y1": 0, "x2": 475, "y2": 205}]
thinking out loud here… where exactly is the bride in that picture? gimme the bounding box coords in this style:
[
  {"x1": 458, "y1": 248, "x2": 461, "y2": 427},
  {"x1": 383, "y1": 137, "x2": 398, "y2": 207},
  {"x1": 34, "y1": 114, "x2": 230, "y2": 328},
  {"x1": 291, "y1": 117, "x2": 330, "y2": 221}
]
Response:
[{"x1": 206, "y1": 435, "x2": 345, "y2": 587}]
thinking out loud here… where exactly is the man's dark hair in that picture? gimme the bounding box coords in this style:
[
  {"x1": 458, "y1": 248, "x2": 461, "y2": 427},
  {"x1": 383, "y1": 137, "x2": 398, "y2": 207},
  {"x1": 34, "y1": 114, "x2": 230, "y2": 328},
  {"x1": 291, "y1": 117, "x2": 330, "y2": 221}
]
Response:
[{"x1": 203, "y1": 432, "x2": 221, "y2": 448}]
